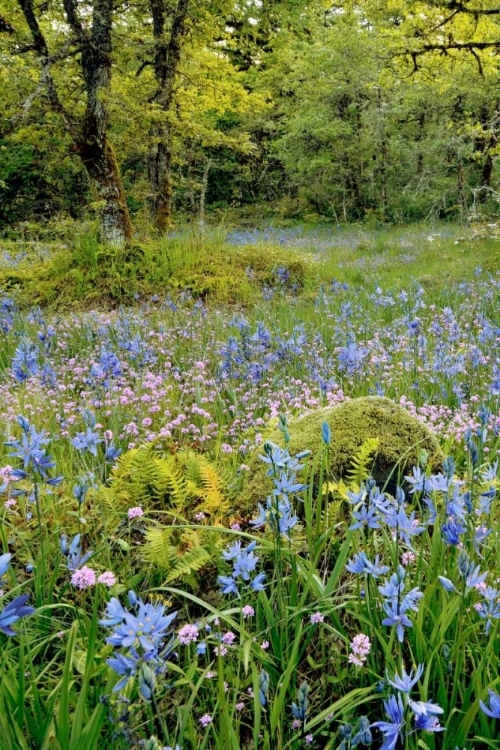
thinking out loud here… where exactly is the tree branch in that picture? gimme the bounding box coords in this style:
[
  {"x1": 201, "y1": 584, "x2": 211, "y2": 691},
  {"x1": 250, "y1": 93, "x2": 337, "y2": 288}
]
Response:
[
  {"x1": 441, "y1": 0, "x2": 500, "y2": 16},
  {"x1": 16, "y1": 0, "x2": 77, "y2": 137}
]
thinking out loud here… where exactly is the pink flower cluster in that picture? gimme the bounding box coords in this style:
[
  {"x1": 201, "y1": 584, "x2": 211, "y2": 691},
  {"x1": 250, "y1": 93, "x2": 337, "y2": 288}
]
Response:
[
  {"x1": 127, "y1": 506, "x2": 144, "y2": 519},
  {"x1": 178, "y1": 623, "x2": 199, "y2": 644},
  {"x1": 349, "y1": 634, "x2": 371, "y2": 666},
  {"x1": 70, "y1": 567, "x2": 116, "y2": 590}
]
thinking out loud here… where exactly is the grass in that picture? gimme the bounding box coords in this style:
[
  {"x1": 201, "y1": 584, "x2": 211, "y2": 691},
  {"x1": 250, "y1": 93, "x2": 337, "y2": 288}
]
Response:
[
  {"x1": 0, "y1": 217, "x2": 500, "y2": 748},
  {"x1": 0, "y1": 219, "x2": 499, "y2": 309}
]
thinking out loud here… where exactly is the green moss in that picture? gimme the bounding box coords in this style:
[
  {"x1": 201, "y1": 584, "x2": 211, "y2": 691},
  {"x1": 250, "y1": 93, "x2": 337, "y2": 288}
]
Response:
[{"x1": 240, "y1": 396, "x2": 443, "y2": 511}]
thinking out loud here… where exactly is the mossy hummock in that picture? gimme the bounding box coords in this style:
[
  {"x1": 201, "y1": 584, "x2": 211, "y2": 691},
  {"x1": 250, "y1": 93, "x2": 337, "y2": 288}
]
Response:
[{"x1": 240, "y1": 396, "x2": 443, "y2": 510}]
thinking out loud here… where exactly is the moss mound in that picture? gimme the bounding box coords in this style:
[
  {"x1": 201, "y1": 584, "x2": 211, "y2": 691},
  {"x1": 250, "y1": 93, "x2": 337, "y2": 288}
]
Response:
[{"x1": 240, "y1": 396, "x2": 443, "y2": 511}]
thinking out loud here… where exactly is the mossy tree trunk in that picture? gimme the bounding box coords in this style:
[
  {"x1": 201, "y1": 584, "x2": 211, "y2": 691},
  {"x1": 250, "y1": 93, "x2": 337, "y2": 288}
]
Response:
[
  {"x1": 147, "y1": 0, "x2": 190, "y2": 232},
  {"x1": 16, "y1": 0, "x2": 133, "y2": 247}
]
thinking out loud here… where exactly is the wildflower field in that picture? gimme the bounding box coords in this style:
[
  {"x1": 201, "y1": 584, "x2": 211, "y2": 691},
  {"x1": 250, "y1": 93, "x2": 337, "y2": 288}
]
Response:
[{"x1": 2, "y1": 225, "x2": 500, "y2": 749}]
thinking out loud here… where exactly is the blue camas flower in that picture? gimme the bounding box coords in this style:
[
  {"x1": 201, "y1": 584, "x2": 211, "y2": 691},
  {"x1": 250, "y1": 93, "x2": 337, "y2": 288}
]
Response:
[
  {"x1": 11, "y1": 340, "x2": 39, "y2": 382},
  {"x1": 371, "y1": 694, "x2": 405, "y2": 750},
  {"x1": 480, "y1": 689, "x2": 500, "y2": 719},
  {"x1": 62, "y1": 534, "x2": 93, "y2": 571},
  {"x1": 6, "y1": 418, "x2": 61, "y2": 484},
  {"x1": 218, "y1": 540, "x2": 266, "y2": 596},
  {"x1": 101, "y1": 597, "x2": 177, "y2": 652},
  {"x1": 259, "y1": 670, "x2": 270, "y2": 707},
  {"x1": 346, "y1": 552, "x2": 390, "y2": 578},
  {"x1": 0, "y1": 594, "x2": 35, "y2": 636},
  {"x1": 0, "y1": 553, "x2": 12, "y2": 578},
  {"x1": 291, "y1": 682, "x2": 308, "y2": 722},
  {"x1": 379, "y1": 567, "x2": 422, "y2": 642},
  {"x1": 71, "y1": 427, "x2": 103, "y2": 457},
  {"x1": 387, "y1": 664, "x2": 424, "y2": 694}
]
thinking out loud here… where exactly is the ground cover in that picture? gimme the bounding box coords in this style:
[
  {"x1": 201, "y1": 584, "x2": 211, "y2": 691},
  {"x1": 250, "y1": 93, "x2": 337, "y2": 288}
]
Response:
[{"x1": 1, "y1": 222, "x2": 500, "y2": 748}]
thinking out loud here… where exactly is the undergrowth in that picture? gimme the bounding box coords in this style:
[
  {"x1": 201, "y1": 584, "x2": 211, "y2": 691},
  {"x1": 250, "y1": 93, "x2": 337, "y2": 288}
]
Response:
[{"x1": 1, "y1": 219, "x2": 500, "y2": 309}]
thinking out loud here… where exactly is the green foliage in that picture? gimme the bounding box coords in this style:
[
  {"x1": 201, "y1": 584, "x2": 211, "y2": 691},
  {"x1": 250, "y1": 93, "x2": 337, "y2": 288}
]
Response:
[
  {"x1": 101, "y1": 444, "x2": 232, "y2": 585},
  {"x1": 1, "y1": 0, "x2": 500, "y2": 228},
  {"x1": 101, "y1": 443, "x2": 229, "y2": 516},
  {"x1": 0, "y1": 228, "x2": 307, "y2": 308}
]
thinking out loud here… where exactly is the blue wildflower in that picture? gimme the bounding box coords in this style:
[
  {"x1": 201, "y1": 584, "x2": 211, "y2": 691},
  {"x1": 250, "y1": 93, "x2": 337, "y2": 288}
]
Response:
[
  {"x1": 63, "y1": 534, "x2": 93, "y2": 572},
  {"x1": 350, "y1": 716, "x2": 372, "y2": 745},
  {"x1": 291, "y1": 682, "x2": 308, "y2": 722},
  {"x1": 413, "y1": 713, "x2": 445, "y2": 732},
  {"x1": 12, "y1": 340, "x2": 39, "y2": 382},
  {"x1": 387, "y1": 664, "x2": 424, "y2": 694},
  {"x1": 0, "y1": 594, "x2": 35, "y2": 636},
  {"x1": 0, "y1": 553, "x2": 12, "y2": 578},
  {"x1": 480, "y1": 690, "x2": 500, "y2": 719},
  {"x1": 438, "y1": 577, "x2": 457, "y2": 593},
  {"x1": 442, "y1": 519, "x2": 466, "y2": 546},
  {"x1": 346, "y1": 552, "x2": 390, "y2": 578},
  {"x1": 107, "y1": 651, "x2": 140, "y2": 692},
  {"x1": 100, "y1": 595, "x2": 177, "y2": 652},
  {"x1": 409, "y1": 699, "x2": 444, "y2": 718},
  {"x1": 71, "y1": 427, "x2": 103, "y2": 457},
  {"x1": 370, "y1": 694, "x2": 405, "y2": 750},
  {"x1": 349, "y1": 503, "x2": 381, "y2": 530},
  {"x1": 259, "y1": 670, "x2": 270, "y2": 707}
]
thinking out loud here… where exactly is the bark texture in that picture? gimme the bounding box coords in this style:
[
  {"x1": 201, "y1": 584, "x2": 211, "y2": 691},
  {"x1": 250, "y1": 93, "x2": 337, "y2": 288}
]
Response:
[
  {"x1": 16, "y1": 0, "x2": 132, "y2": 246},
  {"x1": 148, "y1": 0, "x2": 190, "y2": 231}
]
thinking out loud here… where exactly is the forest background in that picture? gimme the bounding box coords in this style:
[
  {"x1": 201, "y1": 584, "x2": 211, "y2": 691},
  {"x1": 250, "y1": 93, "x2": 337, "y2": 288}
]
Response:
[{"x1": 1, "y1": 0, "x2": 500, "y2": 242}]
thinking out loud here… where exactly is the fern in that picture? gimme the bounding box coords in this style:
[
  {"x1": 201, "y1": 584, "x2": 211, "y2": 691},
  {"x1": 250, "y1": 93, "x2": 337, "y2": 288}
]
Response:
[
  {"x1": 197, "y1": 459, "x2": 230, "y2": 517},
  {"x1": 346, "y1": 437, "x2": 380, "y2": 486},
  {"x1": 152, "y1": 457, "x2": 187, "y2": 509},
  {"x1": 100, "y1": 443, "x2": 231, "y2": 587},
  {"x1": 165, "y1": 547, "x2": 211, "y2": 583},
  {"x1": 142, "y1": 526, "x2": 215, "y2": 584}
]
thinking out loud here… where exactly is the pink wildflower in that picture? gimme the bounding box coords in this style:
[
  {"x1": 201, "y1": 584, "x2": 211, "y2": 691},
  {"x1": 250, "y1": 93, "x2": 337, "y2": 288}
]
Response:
[
  {"x1": 349, "y1": 633, "x2": 371, "y2": 666},
  {"x1": 71, "y1": 566, "x2": 96, "y2": 590},
  {"x1": 222, "y1": 631, "x2": 236, "y2": 645},
  {"x1": 242, "y1": 605, "x2": 254, "y2": 618},
  {"x1": 401, "y1": 551, "x2": 416, "y2": 566},
  {"x1": 127, "y1": 506, "x2": 144, "y2": 519},
  {"x1": 97, "y1": 571, "x2": 116, "y2": 587},
  {"x1": 178, "y1": 624, "x2": 199, "y2": 644},
  {"x1": 310, "y1": 612, "x2": 324, "y2": 624},
  {"x1": 199, "y1": 714, "x2": 212, "y2": 727}
]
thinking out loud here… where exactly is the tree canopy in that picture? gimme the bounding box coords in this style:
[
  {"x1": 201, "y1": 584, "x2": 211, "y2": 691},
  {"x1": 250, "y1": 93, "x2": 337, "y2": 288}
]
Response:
[{"x1": 1, "y1": 0, "x2": 499, "y2": 236}]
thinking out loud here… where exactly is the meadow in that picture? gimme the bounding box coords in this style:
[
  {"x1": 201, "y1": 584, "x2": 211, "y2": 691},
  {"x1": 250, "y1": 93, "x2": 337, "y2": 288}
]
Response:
[{"x1": 1, "y1": 221, "x2": 500, "y2": 749}]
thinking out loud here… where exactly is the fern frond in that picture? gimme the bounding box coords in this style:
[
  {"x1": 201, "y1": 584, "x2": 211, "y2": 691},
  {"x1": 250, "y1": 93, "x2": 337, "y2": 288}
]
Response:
[
  {"x1": 152, "y1": 457, "x2": 188, "y2": 508},
  {"x1": 198, "y1": 461, "x2": 228, "y2": 516},
  {"x1": 142, "y1": 526, "x2": 212, "y2": 583},
  {"x1": 165, "y1": 546, "x2": 211, "y2": 583},
  {"x1": 142, "y1": 527, "x2": 174, "y2": 569},
  {"x1": 346, "y1": 438, "x2": 380, "y2": 485}
]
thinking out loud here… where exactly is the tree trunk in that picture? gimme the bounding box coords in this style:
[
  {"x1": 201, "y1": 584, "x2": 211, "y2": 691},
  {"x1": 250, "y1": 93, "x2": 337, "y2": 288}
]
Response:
[
  {"x1": 16, "y1": 0, "x2": 133, "y2": 247},
  {"x1": 198, "y1": 158, "x2": 212, "y2": 231},
  {"x1": 148, "y1": 0, "x2": 190, "y2": 231},
  {"x1": 78, "y1": 0, "x2": 132, "y2": 245},
  {"x1": 80, "y1": 141, "x2": 133, "y2": 246},
  {"x1": 148, "y1": 122, "x2": 174, "y2": 231}
]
